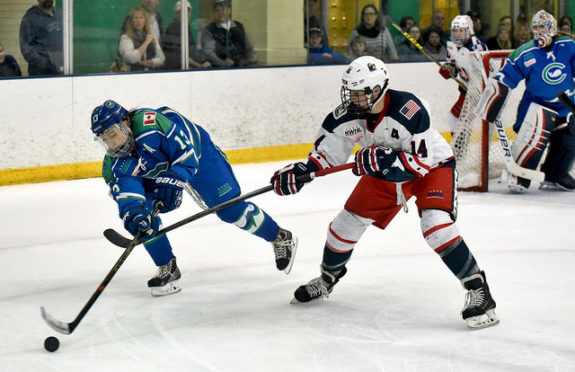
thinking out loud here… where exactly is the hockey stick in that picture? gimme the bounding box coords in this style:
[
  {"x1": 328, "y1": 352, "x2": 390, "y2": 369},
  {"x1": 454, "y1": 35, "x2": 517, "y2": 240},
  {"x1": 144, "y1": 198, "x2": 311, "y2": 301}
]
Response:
[
  {"x1": 389, "y1": 21, "x2": 467, "y2": 91},
  {"x1": 557, "y1": 90, "x2": 575, "y2": 114},
  {"x1": 104, "y1": 162, "x2": 355, "y2": 248}
]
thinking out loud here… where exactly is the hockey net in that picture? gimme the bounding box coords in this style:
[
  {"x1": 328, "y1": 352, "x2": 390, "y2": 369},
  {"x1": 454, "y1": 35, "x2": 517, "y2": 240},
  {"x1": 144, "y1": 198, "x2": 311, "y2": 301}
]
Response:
[{"x1": 451, "y1": 50, "x2": 525, "y2": 191}]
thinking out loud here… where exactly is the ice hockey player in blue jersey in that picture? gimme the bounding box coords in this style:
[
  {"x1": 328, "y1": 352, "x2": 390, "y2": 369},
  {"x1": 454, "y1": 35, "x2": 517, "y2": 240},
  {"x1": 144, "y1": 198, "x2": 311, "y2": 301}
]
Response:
[
  {"x1": 439, "y1": 15, "x2": 487, "y2": 134},
  {"x1": 478, "y1": 10, "x2": 575, "y2": 192},
  {"x1": 90, "y1": 100, "x2": 297, "y2": 296},
  {"x1": 271, "y1": 56, "x2": 498, "y2": 329}
]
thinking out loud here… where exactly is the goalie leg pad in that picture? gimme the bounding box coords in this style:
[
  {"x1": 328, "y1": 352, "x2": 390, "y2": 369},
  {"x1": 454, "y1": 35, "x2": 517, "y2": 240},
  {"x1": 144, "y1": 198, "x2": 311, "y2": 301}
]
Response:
[
  {"x1": 474, "y1": 78, "x2": 510, "y2": 123},
  {"x1": 541, "y1": 116, "x2": 575, "y2": 183}
]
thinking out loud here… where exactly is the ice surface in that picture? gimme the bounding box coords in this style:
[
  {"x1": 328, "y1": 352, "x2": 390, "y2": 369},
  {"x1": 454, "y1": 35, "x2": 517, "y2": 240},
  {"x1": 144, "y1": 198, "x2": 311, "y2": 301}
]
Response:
[{"x1": 1, "y1": 161, "x2": 574, "y2": 371}]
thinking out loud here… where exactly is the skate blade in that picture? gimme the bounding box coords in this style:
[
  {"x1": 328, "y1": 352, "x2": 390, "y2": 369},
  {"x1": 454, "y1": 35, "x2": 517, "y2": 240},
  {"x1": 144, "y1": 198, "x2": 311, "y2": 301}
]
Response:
[
  {"x1": 290, "y1": 297, "x2": 301, "y2": 304},
  {"x1": 466, "y1": 309, "x2": 499, "y2": 329},
  {"x1": 150, "y1": 280, "x2": 182, "y2": 297},
  {"x1": 283, "y1": 238, "x2": 298, "y2": 275}
]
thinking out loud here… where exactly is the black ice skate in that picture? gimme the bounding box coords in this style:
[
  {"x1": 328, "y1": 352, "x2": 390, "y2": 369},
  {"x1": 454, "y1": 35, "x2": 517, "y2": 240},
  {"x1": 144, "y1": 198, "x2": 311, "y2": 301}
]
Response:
[
  {"x1": 272, "y1": 227, "x2": 298, "y2": 274},
  {"x1": 290, "y1": 266, "x2": 347, "y2": 304},
  {"x1": 148, "y1": 256, "x2": 182, "y2": 297},
  {"x1": 461, "y1": 271, "x2": 499, "y2": 329}
]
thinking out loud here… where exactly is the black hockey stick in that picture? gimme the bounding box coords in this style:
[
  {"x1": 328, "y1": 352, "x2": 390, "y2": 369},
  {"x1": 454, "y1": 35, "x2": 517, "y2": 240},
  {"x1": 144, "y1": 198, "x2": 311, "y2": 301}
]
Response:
[
  {"x1": 104, "y1": 162, "x2": 355, "y2": 248},
  {"x1": 558, "y1": 90, "x2": 575, "y2": 114}
]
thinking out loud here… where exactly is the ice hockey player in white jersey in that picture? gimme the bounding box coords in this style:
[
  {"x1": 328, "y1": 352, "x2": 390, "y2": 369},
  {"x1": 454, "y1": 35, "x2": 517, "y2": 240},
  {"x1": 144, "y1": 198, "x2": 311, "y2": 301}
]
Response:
[
  {"x1": 478, "y1": 10, "x2": 575, "y2": 193},
  {"x1": 270, "y1": 56, "x2": 498, "y2": 329},
  {"x1": 439, "y1": 15, "x2": 487, "y2": 134}
]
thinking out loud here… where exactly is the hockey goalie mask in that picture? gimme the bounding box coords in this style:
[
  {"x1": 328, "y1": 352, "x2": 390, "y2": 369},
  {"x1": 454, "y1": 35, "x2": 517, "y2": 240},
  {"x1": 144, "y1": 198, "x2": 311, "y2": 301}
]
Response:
[
  {"x1": 450, "y1": 15, "x2": 474, "y2": 47},
  {"x1": 340, "y1": 56, "x2": 390, "y2": 115},
  {"x1": 91, "y1": 100, "x2": 134, "y2": 158},
  {"x1": 531, "y1": 10, "x2": 557, "y2": 48}
]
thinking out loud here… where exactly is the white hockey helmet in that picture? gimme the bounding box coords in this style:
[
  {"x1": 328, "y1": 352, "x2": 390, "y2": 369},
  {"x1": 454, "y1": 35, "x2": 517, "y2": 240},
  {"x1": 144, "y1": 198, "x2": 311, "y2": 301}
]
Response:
[
  {"x1": 450, "y1": 15, "x2": 474, "y2": 47},
  {"x1": 531, "y1": 10, "x2": 557, "y2": 48},
  {"x1": 340, "y1": 56, "x2": 390, "y2": 115}
]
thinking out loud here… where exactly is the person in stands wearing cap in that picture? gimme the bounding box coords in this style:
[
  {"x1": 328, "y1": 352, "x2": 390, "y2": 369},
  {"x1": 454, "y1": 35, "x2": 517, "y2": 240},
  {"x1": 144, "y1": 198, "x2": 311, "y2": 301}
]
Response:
[
  {"x1": 307, "y1": 26, "x2": 346, "y2": 65},
  {"x1": 163, "y1": 0, "x2": 211, "y2": 70},
  {"x1": 200, "y1": 0, "x2": 258, "y2": 67}
]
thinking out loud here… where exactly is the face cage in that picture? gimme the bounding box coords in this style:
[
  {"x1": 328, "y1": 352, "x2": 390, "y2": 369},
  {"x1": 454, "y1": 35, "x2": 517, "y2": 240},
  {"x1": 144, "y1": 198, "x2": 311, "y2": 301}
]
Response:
[
  {"x1": 451, "y1": 28, "x2": 470, "y2": 47},
  {"x1": 95, "y1": 122, "x2": 134, "y2": 158},
  {"x1": 532, "y1": 25, "x2": 553, "y2": 48},
  {"x1": 340, "y1": 86, "x2": 376, "y2": 115}
]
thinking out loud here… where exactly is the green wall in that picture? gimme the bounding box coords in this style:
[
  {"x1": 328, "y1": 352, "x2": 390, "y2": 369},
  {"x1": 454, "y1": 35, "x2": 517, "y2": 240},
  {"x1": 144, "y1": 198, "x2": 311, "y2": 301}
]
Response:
[{"x1": 73, "y1": 0, "x2": 199, "y2": 74}]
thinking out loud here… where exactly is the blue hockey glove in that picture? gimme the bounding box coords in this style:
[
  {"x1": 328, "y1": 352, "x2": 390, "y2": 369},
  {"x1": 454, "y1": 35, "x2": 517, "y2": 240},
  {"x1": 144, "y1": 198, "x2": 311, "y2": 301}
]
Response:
[
  {"x1": 353, "y1": 146, "x2": 396, "y2": 176},
  {"x1": 271, "y1": 162, "x2": 311, "y2": 196},
  {"x1": 122, "y1": 204, "x2": 160, "y2": 241},
  {"x1": 152, "y1": 171, "x2": 186, "y2": 213}
]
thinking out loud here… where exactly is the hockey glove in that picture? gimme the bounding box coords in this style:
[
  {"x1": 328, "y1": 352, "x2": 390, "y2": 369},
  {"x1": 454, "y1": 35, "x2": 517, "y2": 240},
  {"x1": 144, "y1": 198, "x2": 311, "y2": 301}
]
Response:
[
  {"x1": 122, "y1": 204, "x2": 160, "y2": 242},
  {"x1": 353, "y1": 146, "x2": 396, "y2": 176},
  {"x1": 152, "y1": 171, "x2": 186, "y2": 213},
  {"x1": 271, "y1": 162, "x2": 311, "y2": 196},
  {"x1": 439, "y1": 64, "x2": 455, "y2": 80}
]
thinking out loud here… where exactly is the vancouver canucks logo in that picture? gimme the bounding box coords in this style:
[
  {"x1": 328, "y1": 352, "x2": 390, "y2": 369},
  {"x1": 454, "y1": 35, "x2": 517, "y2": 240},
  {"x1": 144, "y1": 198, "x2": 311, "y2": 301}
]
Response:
[
  {"x1": 104, "y1": 100, "x2": 115, "y2": 108},
  {"x1": 542, "y1": 63, "x2": 566, "y2": 85}
]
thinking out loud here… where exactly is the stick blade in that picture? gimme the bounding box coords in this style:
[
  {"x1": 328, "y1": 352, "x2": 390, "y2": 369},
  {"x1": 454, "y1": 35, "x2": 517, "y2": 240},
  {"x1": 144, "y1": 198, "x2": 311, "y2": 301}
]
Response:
[
  {"x1": 506, "y1": 162, "x2": 545, "y2": 182},
  {"x1": 103, "y1": 228, "x2": 132, "y2": 248},
  {"x1": 41, "y1": 306, "x2": 72, "y2": 335}
]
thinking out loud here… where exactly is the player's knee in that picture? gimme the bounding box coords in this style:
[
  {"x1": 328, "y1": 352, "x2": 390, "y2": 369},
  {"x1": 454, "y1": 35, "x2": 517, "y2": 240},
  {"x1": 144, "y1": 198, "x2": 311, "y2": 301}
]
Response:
[
  {"x1": 420, "y1": 209, "x2": 460, "y2": 252},
  {"x1": 216, "y1": 201, "x2": 247, "y2": 223},
  {"x1": 326, "y1": 210, "x2": 372, "y2": 252}
]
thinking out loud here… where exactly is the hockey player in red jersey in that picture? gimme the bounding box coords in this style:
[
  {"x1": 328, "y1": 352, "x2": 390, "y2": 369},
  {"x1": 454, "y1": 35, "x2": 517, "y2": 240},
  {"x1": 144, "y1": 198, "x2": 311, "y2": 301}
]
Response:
[{"x1": 271, "y1": 56, "x2": 498, "y2": 329}]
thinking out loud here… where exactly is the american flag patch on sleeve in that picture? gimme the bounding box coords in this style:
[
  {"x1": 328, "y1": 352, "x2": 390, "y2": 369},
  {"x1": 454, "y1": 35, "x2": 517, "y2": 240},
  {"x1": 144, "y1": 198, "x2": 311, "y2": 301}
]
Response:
[{"x1": 400, "y1": 99, "x2": 420, "y2": 120}]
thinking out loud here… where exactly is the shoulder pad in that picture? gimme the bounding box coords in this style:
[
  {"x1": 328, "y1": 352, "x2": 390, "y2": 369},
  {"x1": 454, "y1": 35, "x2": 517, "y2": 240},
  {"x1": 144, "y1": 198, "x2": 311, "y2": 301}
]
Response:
[
  {"x1": 131, "y1": 110, "x2": 174, "y2": 136},
  {"x1": 322, "y1": 105, "x2": 358, "y2": 133},
  {"x1": 386, "y1": 90, "x2": 430, "y2": 134}
]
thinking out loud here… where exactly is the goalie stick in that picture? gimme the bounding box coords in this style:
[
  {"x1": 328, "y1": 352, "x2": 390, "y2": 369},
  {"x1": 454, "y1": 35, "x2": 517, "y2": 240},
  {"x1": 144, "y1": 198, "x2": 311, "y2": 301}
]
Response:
[
  {"x1": 557, "y1": 90, "x2": 575, "y2": 114},
  {"x1": 105, "y1": 162, "x2": 356, "y2": 248}
]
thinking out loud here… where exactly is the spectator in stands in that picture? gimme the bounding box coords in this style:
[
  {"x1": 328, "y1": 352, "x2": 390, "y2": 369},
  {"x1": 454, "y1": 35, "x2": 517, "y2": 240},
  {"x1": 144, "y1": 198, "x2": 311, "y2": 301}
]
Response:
[
  {"x1": 513, "y1": 15, "x2": 530, "y2": 48},
  {"x1": 347, "y1": 35, "x2": 372, "y2": 62},
  {"x1": 163, "y1": 1, "x2": 211, "y2": 70},
  {"x1": 422, "y1": 25, "x2": 447, "y2": 61},
  {"x1": 19, "y1": 0, "x2": 63, "y2": 76},
  {"x1": 0, "y1": 43, "x2": 22, "y2": 77},
  {"x1": 498, "y1": 15, "x2": 513, "y2": 38},
  {"x1": 307, "y1": 27, "x2": 346, "y2": 65},
  {"x1": 118, "y1": 7, "x2": 165, "y2": 72},
  {"x1": 397, "y1": 25, "x2": 426, "y2": 62},
  {"x1": 393, "y1": 16, "x2": 416, "y2": 47},
  {"x1": 486, "y1": 26, "x2": 512, "y2": 50},
  {"x1": 201, "y1": 0, "x2": 258, "y2": 67},
  {"x1": 122, "y1": 0, "x2": 163, "y2": 45},
  {"x1": 559, "y1": 16, "x2": 573, "y2": 33},
  {"x1": 423, "y1": 10, "x2": 449, "y2": 45},
  {"x1": 466, "y1": 10, "x2": 486, "y2": 44},
  {"x1": 304, "y1": 0, "x2": 329, "y2": 48},
  {"x1": 348, "y1": 4, "x2": 398, "y2": 62}
]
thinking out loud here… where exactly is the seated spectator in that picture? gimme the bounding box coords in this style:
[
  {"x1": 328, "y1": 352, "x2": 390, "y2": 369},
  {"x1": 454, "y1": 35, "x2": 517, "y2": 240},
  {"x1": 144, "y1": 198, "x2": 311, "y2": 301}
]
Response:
[
  {"x1": 201, "y1": 0, "x2": 258, "y2": 67},
  {"x1": 118, "y1": 7, "x2": 165, "y2": 72},
  {"x1": 486, "y1": 26, "x2": 512, "y2": 50},
  {"x1": 422, "y1": 25, "x2": 447, "y2": 61},
  {"x1": 163, "y1": 1, "x2": 211, "y2": 70},
  {"x1": 0, "y1": 43, "x2": 22, "y2": 77},
  {"x1": 498, "y1": 15, "x2": 513, "y2": 36},
  {"x1": 559, "y1": 16, "x2": 573, "y2": 33},
  {"x1": 348, "y1": 4, "x2": 398, "y2": 62},
  {"x1": 121, "y1": 0, "x2": 163, "y2": 44},
  {"x1": 347, "y1": 35, "x2": 373, "y2": 62},
  {"x1": 397, "y1": 25, "x2": 426, "y2": 62},
  {"x1": 393, "y1": 16, "x2": 415, "y2": 47},
  {"x1": 513, "y1": 15, "x2": 530, "y2": 48},
  {"x1": 19, "y1": 0, "x2": 63, "y2": 76},
  {"x1": 422, "y1": 10, "x2": 449, "y2": 45},
  {"x1": 305, "y1": 0, "x2": 329, "y2": 48},
  {"x1": 466, "y1": 10, "x2": 486, "y2": 44},
  {"x1": 307, "y1": 27, "x2": 346, "y2": 65}
]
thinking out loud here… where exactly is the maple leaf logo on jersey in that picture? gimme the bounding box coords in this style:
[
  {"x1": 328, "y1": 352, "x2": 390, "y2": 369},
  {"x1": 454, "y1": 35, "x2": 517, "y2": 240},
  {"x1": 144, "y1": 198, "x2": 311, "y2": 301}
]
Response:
[
  {"x1": 143, "y1": 112, "x2": 156, "y2": 126},
  {"x1": 400, "y1": 99, "x2": 420, "y2": 120}
]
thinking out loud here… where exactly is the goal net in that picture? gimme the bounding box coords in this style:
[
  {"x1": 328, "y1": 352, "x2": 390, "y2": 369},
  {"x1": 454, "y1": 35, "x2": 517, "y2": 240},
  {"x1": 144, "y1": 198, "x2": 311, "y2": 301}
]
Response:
[{"x1": 451, "y1": 50, "x2": 525, "y2": 191}]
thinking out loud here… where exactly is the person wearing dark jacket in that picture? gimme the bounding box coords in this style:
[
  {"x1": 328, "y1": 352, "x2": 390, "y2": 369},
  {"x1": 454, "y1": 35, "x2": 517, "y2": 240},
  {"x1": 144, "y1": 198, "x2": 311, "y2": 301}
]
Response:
[
  {"x1": 0, "y1": 43, "x2": 22, "y2": 77},
  {"x1": 19, "y1": 0, "x2": 63, "y2": 76},
  {"x1": 307, "y1": 27, "x2": 346, "y2": 65}
]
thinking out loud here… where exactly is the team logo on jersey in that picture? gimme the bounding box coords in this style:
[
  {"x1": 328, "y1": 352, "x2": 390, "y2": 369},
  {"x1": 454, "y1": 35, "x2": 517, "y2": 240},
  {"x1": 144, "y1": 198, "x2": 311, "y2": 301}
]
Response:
[
  {"x1": 143, "y1": 112, "x2": 156, "y2": 126},
  {"x1": 367, "y1": 63, "x2": 376, "y2": 71},
  {"x1": 542, "y1": 62, "x2": 566, "y2": 85},
  {"x1": 344, "y1": 125, "x2": 364, "y2": 143},
  {"x1": 400, "y1": 99, "x2": 421, "y2": 119}
]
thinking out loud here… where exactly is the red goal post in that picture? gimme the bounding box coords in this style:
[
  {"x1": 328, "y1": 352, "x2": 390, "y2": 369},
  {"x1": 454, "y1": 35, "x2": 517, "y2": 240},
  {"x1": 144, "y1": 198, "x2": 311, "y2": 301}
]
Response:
[{"x1": 451, "y1": 50, "x2": 524, "y2": 192}]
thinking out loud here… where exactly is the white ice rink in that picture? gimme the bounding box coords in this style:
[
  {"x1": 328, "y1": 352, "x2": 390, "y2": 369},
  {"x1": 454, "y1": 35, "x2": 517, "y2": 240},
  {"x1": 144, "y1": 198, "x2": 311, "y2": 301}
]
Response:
[{"x1": 1, "y1": 161, "x2": 575, "y2": 372}]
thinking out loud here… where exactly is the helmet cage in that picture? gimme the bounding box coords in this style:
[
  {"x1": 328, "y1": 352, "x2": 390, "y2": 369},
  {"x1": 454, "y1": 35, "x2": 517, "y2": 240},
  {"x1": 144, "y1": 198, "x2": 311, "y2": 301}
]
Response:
[
  {"x1": 340, "y1": 81, "x2": 387, "y2": 115},
  {"x1": 95, "y1": 122, "x2": 134, "y2": 158},
  {"x1": 451, "y1": 15, "x2": 473, "y2": 47},
  {"x1": 531, "y1": 10, "x2": 557, "y2": 48}
]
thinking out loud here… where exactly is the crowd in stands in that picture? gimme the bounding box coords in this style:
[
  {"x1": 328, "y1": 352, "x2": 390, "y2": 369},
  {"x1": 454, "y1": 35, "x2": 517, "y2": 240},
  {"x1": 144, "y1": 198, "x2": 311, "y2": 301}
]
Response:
[{"x1": 2, "y1": 0, "x2": 575, "y2": 78}]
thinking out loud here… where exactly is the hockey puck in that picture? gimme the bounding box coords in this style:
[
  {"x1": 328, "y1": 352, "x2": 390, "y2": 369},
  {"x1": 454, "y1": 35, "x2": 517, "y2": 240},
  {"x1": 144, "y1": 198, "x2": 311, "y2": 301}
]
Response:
[{"x1": 44, "y1": 336, "x2": 60, "y2": 352}]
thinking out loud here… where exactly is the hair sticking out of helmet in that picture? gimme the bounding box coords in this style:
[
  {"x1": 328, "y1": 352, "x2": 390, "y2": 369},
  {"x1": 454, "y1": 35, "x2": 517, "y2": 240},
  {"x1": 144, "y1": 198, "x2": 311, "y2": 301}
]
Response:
[
  {"x1": 340, "y1": 56, "x2": 390, "y2": 115},
  {"x1": 91, "y1": 100, "x2": 134, "y2": 158},
  {"x1": 450, "y1": 15, "x2": 474, "y2": 47},
  {"x1": 532, "y1": 10, "x2": 557, "y2": 48}
]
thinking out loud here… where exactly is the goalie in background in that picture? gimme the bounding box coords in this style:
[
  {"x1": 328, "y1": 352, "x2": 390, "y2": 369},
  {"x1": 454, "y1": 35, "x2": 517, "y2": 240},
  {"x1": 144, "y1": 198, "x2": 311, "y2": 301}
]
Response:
[
  {"x1": 439, "y1": 15, "x2": 487, "y2": 135},
  {"x1": 477, "y1": 10, "x2": 575, "y2": 193},
  {"x1": 271, "y1": 56, "x2": 498, "y2": 329},
  {"x1": 90, "y1": 100, "x2": 298, "y2": 296}
]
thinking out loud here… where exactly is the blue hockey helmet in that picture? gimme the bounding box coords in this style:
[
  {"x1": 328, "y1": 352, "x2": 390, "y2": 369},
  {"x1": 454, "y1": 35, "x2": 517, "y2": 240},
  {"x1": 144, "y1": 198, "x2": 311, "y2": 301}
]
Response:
[{"x1": 91, "y1": 100, "x2": 134, "y2": 157}]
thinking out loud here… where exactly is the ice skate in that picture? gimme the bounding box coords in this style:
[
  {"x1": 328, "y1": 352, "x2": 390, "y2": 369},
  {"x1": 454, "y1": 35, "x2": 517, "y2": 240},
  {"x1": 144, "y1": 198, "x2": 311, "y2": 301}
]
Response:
[
  {"x1": 272, "y1": 227, "x2": 298, "y2": 274},
  {"x1": 508, "y1": 176, "x2": 528, "y2": 194},
  {"x1": 290, "y1": 266, "x2": 346, "y2": 304},
  {"x1": 461, "y1": 271, "x2": 499, "y2": 329},
  {"x1": 148, "y1": 256, "x2": 182, "y2": 297}
]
